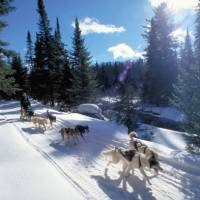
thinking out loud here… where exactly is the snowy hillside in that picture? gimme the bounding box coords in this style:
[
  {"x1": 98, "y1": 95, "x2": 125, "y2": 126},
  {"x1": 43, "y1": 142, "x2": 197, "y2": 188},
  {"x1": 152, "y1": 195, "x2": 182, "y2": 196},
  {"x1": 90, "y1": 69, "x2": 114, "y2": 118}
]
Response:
[{"x1": 0, "y1": 100, "x2": 200, "y2": 200}]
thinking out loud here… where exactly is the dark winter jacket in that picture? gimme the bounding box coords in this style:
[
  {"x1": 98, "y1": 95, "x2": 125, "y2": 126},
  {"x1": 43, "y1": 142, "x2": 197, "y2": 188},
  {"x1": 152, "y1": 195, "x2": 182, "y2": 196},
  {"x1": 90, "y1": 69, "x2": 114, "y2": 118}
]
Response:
[{"x1": 20, "y1": 96, "x2": 30, "y2": 109}]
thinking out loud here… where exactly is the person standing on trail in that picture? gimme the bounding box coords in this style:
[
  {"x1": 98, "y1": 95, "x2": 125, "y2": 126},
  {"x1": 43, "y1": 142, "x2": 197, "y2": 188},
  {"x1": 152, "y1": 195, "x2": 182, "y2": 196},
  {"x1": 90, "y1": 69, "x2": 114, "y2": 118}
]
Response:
[{"x1": 20, "y1": 92, "x2": 30, "y2": 116}]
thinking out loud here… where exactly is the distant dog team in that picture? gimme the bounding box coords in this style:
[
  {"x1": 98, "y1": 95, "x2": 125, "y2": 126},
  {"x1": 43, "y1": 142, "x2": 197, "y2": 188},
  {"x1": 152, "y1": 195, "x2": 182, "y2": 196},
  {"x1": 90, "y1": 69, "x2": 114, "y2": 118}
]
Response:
[{"x1": 20, "y1": 107, "x2": 90, "y2": 142}]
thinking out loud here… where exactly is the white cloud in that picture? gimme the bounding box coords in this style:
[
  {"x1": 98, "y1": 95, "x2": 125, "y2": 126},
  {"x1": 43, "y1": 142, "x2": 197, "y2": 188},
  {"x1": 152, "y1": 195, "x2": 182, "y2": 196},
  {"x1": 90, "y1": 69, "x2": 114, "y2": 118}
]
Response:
[
  {"x1": 148, "y1": 0, "x2": 198, "y2": 10},
  {"x1": 72, "y1": 17, "x2": 126, "y2": 35},
  {"x1": 108, "y1": 43, "x2": 144, "y2": 59},
  {"x1": 171, "y1": 28, "x2": 193, "y2": 42}
]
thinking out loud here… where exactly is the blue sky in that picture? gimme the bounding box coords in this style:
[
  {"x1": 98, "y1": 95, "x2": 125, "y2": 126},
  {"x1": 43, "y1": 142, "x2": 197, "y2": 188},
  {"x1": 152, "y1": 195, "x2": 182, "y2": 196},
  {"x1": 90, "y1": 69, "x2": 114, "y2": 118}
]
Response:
[{"x1": 1, "y1": 0, "x2": 197, "y2": 63}]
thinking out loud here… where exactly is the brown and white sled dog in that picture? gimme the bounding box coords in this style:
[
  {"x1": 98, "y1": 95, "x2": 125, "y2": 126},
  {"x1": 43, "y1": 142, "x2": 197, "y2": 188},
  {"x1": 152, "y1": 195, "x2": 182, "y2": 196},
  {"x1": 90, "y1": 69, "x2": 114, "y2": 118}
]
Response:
[
  {"x1": 102, "y1": 147, "x2": 163, "y2": 185},
  {"x1": 59, "y1": 127, "x2": 79, "y2": 143},
  {"x1": 32, "y1": 116, "x2": 48, "y2": 130}
]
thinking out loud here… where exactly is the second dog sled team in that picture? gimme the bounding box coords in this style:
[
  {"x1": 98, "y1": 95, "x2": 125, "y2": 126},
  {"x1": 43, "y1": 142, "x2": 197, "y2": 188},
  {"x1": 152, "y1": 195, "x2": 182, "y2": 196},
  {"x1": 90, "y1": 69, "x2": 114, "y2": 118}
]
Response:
[{"x1": 20, "y1": 92, "x2": 89, "y2": 141}]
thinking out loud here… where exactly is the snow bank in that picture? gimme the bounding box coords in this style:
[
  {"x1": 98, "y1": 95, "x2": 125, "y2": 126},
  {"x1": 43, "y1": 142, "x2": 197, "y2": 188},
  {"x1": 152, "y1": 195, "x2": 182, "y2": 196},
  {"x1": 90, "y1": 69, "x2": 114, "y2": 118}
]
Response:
[
  {"x1": 78, "y1": 104, "x2": 102, "y2": 114},
  {"x1": 78, "y1": 103, "x2": 106, "y2": 120},
  {"x1": 142, "y1": 105, "x2": 185, "y2": 122}
]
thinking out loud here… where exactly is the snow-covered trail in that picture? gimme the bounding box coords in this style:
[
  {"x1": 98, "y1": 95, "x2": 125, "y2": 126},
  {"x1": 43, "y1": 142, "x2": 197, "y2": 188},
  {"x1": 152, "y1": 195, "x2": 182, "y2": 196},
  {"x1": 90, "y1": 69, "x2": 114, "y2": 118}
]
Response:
[
  {"x1": 0, "y1": 114, "x2": 85, "y2": 199},
  {"x1": 1, "y1": 100, "x2": 200, "y2": 200}
]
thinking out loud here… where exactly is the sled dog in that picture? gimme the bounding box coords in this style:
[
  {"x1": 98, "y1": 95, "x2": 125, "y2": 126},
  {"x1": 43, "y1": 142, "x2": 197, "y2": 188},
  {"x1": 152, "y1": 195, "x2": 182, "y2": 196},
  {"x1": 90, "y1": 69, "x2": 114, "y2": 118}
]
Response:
[
  {"x1": 102, "y1": 147, "x2": 163, "y2": 185},
  {"x1": 32, "y1": 116, "x2": 48, "y2": 130},
  {"x1": 59, "y1": 127, "x2": 78, "y2": 142},
  {"x1": 75, "y1": 125, "x2": 89, "y2": 140},
  {"x1": 47, "y1": 110, "x2": 56, "y2": 127}
]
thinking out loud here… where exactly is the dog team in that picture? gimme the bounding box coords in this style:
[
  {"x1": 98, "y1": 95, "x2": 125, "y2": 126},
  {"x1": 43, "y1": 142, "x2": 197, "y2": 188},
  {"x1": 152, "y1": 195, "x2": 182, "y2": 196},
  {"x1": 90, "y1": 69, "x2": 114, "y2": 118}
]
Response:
[
  {"x1": 20, "y1": 106, "x2": 90, "y2": 142},
  {"x1": 102, "y1": 131, "x2": 163, "y2": 185},
  {"x1": 20, "y1": 93, "x2": 163, "y2": 184}
]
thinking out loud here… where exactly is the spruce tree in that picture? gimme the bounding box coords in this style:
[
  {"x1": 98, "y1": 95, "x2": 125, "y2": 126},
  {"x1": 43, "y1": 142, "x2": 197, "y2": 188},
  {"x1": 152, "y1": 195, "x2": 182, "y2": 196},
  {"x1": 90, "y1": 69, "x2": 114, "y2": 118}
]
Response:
[
  {"x1": 33, "y1": 0, "x2": 57, "y2": 105},
  {"x1": 11, "y1": 54, "x2": 28, "y2": 96},
  {"x1": 172, "y1": 29, "x2": 194, "y2": 111},
  {"x1": 176, "y1": 0, "x2": 200, "y2": 152},
  {"x1": 0, "y1": 0, "x2": 15, "y2": 51},
  {"x1": 0, "y1": 0, "x2": 18, "y2": 98},
  {"x1": 30, "y1": 33, "x2": 47, "y2": 101},
  {"x1": 70, "y1": 18, "x2": 96, "y2": 105},
  {"x1": 25, "y1": 31, "x2": 34, "y2": 71},
  {"x1": 0, "y1": 61, "x2": 17, "y2": 98},
  {"x1": 143, "y1": 3, "x2": 178, "y2": 105},
  {"x1": 181, "y1": 28, "x2": 195, "y2": 69},
  {"x1": 53, "y1": 17, "x2": 73, "y2": 106}
]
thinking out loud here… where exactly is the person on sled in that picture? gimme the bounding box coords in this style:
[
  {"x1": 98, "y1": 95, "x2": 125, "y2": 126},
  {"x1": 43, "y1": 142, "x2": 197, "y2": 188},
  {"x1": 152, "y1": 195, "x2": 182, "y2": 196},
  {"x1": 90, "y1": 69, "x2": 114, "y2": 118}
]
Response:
[{"x1": 20, "y1": 92, "x2": 31, "y2": 119}]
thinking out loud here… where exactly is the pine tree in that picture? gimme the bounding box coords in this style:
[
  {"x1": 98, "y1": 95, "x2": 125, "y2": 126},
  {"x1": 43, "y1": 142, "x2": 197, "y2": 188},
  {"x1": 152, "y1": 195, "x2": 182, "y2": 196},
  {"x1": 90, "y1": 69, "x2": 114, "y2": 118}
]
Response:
[
  {"x1": 53, "y1": 17, "x2": 73, "y2": 106},
  {"x1": 0, "y1": 0, "x2": 18, "y2": 98},
  {"x1": 143, "y1": 3, "x2": 178, "y2": 105},
  {"x1": 0, "y1": 61, "x2": 18, "y2": 98},
  {"x1": 0, "y1": 0, "x2": 15, "y2": 51},
  {"x1": 181, "y1": 28, "x2": 195, "y2": 69},
  {"x1": 172, "y1": 29, "x2": 194, "y2": 111},
  {"x1": 70, "y1": 18, "x2": 96, "y2": 105},
  {"x1": 25, "y1": 31, "x2": 34, "y2": 72},
  {"x1": 11, "y1": 54, "x2": 28, "y2": 96},
  {"x1": 32, "y1": 0, "x2": 58, "y2": 105},
  {"x1": 30, "y1": 33, "x2": 47, "y2": 101},
  {"x1": 175, "y1": 0, "x2": 200, "y2": 152}
]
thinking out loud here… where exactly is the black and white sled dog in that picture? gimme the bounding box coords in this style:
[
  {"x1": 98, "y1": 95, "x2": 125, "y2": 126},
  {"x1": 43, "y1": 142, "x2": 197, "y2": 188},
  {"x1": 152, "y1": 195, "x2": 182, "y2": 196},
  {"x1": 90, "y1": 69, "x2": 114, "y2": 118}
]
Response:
[
  {"x1": 102, "y1": 147, "x2": 163, "y2": 185},
  {"x1": 75, "y1": 125, "x2": 89, "y2": 140}
]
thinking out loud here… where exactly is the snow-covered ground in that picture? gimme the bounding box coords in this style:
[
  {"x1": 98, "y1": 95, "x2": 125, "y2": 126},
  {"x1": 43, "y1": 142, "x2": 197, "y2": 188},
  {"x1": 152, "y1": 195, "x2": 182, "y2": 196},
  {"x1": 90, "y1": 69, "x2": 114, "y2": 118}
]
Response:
[
  {"x1": 142, "y1": 105, "x2": 185, "y2": 122},
  {"x1": 0, "y1": 100, "x2": 199, "y2": 200}
]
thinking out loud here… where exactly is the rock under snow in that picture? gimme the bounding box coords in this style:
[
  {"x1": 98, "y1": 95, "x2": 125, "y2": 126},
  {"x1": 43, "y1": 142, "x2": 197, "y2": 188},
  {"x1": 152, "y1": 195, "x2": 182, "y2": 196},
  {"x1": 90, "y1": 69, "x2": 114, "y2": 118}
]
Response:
[{"x1": 78, "y1": 103, "x2": 105, "y2": 119}]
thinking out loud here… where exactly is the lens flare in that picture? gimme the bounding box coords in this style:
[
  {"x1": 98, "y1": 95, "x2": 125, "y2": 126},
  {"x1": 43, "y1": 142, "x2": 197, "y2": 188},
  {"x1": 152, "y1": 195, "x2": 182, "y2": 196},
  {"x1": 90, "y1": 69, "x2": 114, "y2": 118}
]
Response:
[{"x1": 118, "y1": 61, "x2": 133, "y2": 83}]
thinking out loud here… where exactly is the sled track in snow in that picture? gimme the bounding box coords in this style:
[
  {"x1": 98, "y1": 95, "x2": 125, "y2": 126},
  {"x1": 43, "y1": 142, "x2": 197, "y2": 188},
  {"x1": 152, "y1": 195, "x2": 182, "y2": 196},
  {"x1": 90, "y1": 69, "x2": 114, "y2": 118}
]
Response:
[
  {"x1": 2, "y1": 115, "x2": 112, "y2": 200},
  {"x1": 1, "y1": 115, "x2": 94, "y2": 200}
]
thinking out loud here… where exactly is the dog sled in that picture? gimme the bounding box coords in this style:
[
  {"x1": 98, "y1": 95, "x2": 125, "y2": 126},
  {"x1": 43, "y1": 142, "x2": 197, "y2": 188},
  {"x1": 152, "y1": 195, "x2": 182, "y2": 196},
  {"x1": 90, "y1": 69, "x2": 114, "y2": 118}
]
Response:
[{"x1": 20, "y1": 106, "x2": 34, "y2": 120}]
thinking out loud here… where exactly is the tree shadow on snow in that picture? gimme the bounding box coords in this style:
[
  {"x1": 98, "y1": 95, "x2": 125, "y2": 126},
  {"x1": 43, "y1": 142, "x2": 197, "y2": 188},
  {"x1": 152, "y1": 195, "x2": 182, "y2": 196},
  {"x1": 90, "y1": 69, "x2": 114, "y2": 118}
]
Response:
[
  {"x1": 160, "y1": 158, "x2": 200, "y2": 199},
  {"x1": 0, "y1": 101, "x2": 19, "y2": 110},
  {"x1": 0, "y1": 118, "x2": 21, "y2": 125},
  {"x1": 22, "y1": 127, "x2": 45, "y2": 134}
]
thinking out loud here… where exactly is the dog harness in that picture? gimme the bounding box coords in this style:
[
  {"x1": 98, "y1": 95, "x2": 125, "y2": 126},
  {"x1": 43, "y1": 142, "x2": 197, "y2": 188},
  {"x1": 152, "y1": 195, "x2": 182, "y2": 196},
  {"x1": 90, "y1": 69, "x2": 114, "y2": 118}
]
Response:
[
  {"x1": 118, "y1": 148, "x2": 136, "y2": 162},
  {"x1": 148, "y1": 153, "x2": 159, "y2": 168},
  {"x1": 143, "y1": 146, "x2": 148, "y2": 154},
  {"x1": 124, "y1": 150, "x2": 136, "y2": 161},
  {"x1": 132, "y1": 140, "x2": 140, "y2": 151},
  {"x1": 138, "y1": 154, "x2": 142, "y2": 168}
]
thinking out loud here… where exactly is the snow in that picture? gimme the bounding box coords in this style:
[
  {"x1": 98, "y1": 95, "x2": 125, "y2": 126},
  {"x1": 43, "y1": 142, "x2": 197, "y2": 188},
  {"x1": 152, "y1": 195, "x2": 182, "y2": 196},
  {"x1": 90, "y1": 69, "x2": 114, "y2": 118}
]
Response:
[
  {"x1": 100, "y1": 97, "x2": 120, "y2": 104},
  {"x1": 78, "y1": 103, "x2": 106, "y2": 120},
  {"x1": 78, "y1": 103, "x2": 102, "y2": 114},
  {"x1": 137, "y1": 124, "x2": 187, "y2": 151},
  {"x1": 0, "y1": 117, "x2": 84, "y2": 200},
  {"x1": 0, "y1": 100, "x2": 200, "y2": 200},
  {"x1": 142, "y1": 105, "x2": 185, "y2": 122}
]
